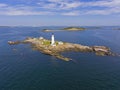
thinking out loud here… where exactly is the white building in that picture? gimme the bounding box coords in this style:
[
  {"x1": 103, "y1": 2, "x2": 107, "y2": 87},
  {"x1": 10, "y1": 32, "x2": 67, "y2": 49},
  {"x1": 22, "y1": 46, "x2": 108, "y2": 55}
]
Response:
[
  {"x1": 58, "y1": 41, "x2": 63, "y2": 45},
  {"x1": 39, "y1": 37, "x2": 44, "y2": 40},
  {"x1": 51, "y1": 33, "x2": 55, "y2": 46}
]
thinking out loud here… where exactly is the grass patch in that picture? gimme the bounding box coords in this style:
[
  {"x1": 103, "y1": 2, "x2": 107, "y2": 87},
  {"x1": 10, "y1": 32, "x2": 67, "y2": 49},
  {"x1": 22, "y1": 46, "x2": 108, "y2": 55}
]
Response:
[{"x1": 43, "y1": 40, "x2": 51, "y2": 45}]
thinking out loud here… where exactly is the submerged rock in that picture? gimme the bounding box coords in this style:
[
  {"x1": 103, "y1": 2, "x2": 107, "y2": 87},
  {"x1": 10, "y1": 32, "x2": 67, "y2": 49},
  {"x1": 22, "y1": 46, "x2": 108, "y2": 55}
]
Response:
[{"x1": 8, "y1": 41, "x2": 21, "y2": 45}]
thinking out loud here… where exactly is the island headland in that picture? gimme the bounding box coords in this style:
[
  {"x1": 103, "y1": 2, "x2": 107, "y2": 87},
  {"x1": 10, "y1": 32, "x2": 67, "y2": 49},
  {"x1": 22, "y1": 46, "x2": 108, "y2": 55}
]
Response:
[{"x1": 8, "y1": 34, "x2": 115, "y2": 61}]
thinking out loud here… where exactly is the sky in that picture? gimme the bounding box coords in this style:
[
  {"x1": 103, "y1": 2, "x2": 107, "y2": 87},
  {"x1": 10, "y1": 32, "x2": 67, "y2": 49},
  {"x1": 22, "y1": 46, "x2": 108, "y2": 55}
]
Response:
[{"x1": 0, "y1": 0, "x2": 120, "y2": 26}]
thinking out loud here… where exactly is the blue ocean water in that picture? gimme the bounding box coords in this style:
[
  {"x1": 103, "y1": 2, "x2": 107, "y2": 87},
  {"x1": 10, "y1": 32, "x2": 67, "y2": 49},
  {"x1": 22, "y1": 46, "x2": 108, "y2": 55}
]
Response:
[{"x1": 0, "y1": 26, "x2": 120, "y2": 90}]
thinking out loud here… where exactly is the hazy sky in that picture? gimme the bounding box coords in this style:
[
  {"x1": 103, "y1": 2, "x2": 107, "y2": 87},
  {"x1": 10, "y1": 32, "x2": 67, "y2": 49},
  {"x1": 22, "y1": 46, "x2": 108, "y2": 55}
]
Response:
[{"x1": 0, "y1": 0, "x2": 120, "y2": 26}]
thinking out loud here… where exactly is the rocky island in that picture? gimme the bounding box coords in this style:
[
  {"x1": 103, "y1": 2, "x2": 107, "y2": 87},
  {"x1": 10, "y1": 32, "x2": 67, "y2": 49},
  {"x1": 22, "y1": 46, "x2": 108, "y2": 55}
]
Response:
[
  {"x1": 8, "y1": 34, "x2": 115, "y2": 61},
  {"x1": 63, "y1": 27, "x2": 86, "y2": 31}
]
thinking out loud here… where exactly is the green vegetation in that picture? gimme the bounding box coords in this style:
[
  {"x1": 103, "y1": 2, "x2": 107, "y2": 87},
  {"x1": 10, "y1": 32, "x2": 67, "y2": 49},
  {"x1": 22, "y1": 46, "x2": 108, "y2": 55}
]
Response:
[
  {"x1": 43, "y1": 40, "x2": 51, "y2": 45},
  {"x1": 55, "y1": 41, "x2": 59, "y2": 45}
]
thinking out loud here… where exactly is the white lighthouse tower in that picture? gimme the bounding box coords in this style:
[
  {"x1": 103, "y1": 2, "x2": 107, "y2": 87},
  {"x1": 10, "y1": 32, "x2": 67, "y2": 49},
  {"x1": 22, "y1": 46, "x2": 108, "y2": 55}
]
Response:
[{"x1": 51, "y1": 33, "x2": 55, "y2": 46}]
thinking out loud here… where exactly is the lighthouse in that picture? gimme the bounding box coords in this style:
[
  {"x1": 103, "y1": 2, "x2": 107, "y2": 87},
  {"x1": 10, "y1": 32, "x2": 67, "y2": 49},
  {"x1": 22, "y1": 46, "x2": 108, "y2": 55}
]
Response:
[{"x1": 51, "y1": 33, "x2": 55, "y2": 46}]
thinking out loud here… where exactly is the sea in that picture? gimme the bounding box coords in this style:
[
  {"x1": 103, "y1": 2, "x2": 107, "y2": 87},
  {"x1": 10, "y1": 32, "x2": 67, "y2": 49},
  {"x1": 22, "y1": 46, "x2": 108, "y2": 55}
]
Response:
[{"x1": 0, "y1": 26, "x2": 120, "y2": 90}]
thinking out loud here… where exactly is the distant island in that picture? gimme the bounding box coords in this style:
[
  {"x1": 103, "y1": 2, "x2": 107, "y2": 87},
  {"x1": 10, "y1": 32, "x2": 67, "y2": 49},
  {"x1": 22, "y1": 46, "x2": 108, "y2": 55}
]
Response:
[
  {"x1": 63, "y1": 27, "x2": 86, "y2": 31},
  {"x1": 86, "y1": 26, "x2": 102, "y2": 30},
  {"x1": 8, "y1": 34, "x2": 115, "y2": 61},
  {"x1": 42, "y1": 29, "x2": 53, "y2": 32},
  {"x1": 42, "y1": 29, "x2": 62, "y2": 32},
  {"x1": 115, "y1": 28, "x2": 120, "y2": 30},
  {"x1": 42, "y1": 27, "x2": 86, "y2": 32},
  {"x1": 0, "y1": 26, "x2": 12, "y2": 28}
]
